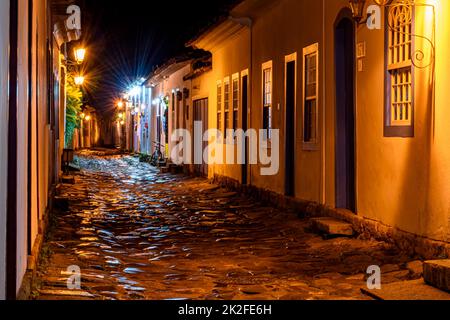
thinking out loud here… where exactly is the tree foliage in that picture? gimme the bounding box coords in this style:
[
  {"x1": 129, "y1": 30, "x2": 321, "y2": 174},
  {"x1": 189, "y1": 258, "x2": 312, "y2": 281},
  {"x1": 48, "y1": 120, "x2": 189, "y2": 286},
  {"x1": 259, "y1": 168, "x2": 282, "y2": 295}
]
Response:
[{"x1": 65, "y1": 73, "x2": 83, "y2": 148}]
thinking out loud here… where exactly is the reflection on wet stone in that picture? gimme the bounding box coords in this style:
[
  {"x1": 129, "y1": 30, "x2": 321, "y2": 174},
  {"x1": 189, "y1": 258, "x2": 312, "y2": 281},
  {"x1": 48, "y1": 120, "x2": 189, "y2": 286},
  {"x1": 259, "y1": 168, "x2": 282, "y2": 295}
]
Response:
[{"x1": 34, "y1": 149, "x2": 418, "y2": 300}]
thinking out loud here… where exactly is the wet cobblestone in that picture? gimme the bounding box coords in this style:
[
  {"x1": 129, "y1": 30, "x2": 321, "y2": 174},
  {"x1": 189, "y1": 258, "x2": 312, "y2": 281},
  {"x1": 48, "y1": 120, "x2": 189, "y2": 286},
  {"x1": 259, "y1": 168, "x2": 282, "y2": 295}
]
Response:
[{"x1": 34, "y1": 150, "x2": 420, "y2": 300}]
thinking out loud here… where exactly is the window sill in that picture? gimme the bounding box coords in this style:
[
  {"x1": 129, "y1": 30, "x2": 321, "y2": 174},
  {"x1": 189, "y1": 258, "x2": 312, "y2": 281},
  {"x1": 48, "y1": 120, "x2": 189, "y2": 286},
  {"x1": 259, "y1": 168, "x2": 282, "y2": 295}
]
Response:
[{"x1": 384, "y1": 125, "x2": 414, "y2": 138}]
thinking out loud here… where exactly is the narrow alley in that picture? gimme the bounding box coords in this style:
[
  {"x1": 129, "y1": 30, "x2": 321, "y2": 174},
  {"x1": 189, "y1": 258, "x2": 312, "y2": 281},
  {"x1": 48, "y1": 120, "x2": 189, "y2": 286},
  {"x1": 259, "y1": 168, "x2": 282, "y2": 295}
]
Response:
[
  {"x1": 3, "y1": 0, "x2": 450, "y2": 304},
  {"x1": 34, "y1": 150, "x2": 420, "y2": 300}
]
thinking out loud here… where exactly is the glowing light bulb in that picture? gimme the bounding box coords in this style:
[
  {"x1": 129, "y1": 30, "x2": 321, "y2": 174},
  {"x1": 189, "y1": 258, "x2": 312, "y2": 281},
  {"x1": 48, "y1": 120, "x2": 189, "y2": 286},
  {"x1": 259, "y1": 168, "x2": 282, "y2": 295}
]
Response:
[
  {"x1": 74, "y1": 75, "x2": 84, "y2": 86},
  {"x1": 74, "y1": 48, "x2": 86, "y2": 64}
]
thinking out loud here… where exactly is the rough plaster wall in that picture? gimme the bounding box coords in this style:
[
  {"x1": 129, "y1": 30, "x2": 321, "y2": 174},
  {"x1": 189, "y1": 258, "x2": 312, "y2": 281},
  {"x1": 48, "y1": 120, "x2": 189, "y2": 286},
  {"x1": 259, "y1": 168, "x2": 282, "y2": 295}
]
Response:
[{"x1": 0, "y1": 0, "x2": 10, "y2": 301}]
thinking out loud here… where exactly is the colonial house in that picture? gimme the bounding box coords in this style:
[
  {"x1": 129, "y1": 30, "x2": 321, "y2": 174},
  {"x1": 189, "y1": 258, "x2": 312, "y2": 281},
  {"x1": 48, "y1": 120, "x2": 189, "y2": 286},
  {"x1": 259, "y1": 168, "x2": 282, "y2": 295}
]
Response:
[
  {"x1": 0, "y1": 0, "x2": 84, "y2": 299},
  {"x1": 142, "y1": 0, "x2": 450, "y2": 256},
  {"x1": 142, "y1": 50, "x2": 212, "y2": 174}
]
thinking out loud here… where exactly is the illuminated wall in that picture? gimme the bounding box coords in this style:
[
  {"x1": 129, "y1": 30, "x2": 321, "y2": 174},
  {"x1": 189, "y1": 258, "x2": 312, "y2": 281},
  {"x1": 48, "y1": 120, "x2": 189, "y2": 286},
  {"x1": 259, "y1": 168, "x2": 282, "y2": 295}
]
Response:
[{"x1": 352, "y1": 0, "x2": 449, "y2": 241}]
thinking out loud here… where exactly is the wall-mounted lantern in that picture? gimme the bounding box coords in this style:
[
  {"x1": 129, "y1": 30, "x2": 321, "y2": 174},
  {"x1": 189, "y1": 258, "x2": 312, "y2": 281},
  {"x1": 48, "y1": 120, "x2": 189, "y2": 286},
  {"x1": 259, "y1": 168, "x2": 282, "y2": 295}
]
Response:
[
  {"x1": 349, "y1": 0, "x2": 393, "y2": 24},
  {"x1": 74, "y1": 48, "x2": 86, "y2": 64},
  {"x1": 349, "y1": 0, "x2": 367, "y2": 23}
]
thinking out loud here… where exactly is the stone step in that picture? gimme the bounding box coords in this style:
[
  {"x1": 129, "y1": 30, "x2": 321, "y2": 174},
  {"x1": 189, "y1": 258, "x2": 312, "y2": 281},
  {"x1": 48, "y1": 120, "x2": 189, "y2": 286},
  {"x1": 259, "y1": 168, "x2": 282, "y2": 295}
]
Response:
[
  {"x1": 38, "y1": 289, "x2": 95, "y2": 298},
  {"x1": 60, "y1": 176, "x2": 75, "y2": 184},
  {"x1": 309, "y1": 217, "x2": 354, "y2": 237},
  {"x1": 424, "y1": 260, "x2": 450, "y2": 292},
  {"x1": 361, "y1": 279, "x2": 450, "y2": 300},
  {"x1": 169, "y1": 164, "x2": 184, "y2": 174},
  {"x1": 159, "y1": 166, "x2": 170, "y2": 174}
]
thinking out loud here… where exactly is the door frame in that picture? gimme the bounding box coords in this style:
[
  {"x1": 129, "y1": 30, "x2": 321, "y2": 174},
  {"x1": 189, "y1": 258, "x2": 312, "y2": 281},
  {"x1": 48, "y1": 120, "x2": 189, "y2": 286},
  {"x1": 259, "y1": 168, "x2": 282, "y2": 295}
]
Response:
[
  {"x1": 7, "y1": 0, "x2": 18, "y2": 300},
  {"x1": 284, "y1": 53, "x2": 297, "y2": 196},
  {"x1": 241, "y1": 69, "x2": 249, "y2": 185},
  {"x1": 193, "y1": 97, "x2": 209, "y2": 177},
  {"x1": 334, "y1": 9, "x2": 357, "y2": 212}
]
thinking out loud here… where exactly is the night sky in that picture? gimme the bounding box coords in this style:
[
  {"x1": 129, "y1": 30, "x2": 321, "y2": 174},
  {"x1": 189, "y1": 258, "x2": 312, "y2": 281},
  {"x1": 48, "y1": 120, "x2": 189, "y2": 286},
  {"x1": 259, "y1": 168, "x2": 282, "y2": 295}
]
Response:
[{"x1": 82, "y1": 0, "x2": 238, "y2": 114}]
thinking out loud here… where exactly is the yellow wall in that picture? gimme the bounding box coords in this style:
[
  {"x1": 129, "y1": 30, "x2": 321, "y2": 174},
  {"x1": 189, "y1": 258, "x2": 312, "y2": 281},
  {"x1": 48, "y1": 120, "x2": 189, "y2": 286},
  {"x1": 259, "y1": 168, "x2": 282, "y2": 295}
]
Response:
[
  {"x1": 250, "y1": 0, "x2": 324, "y2": 201},
  {"x1": 353, "y1": 0, "x2": 449, "y2": 241},
  {"x1": 205, "y1": 27, "x2": 250, "y2": 181},
  {"x1": 421, "y1": 0, "x2": 450, "y2": 241}
]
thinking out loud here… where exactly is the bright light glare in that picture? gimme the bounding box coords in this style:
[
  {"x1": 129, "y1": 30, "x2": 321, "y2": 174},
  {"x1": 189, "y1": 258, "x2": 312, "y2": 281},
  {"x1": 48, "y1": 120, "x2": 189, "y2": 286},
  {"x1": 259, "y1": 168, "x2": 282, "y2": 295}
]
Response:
[
  {"x1": 129, "y1": 86, "x2": 140, "y2": 96},
  {"x1": 74, "y1": 75, "x2": 85, "y2": 86}
]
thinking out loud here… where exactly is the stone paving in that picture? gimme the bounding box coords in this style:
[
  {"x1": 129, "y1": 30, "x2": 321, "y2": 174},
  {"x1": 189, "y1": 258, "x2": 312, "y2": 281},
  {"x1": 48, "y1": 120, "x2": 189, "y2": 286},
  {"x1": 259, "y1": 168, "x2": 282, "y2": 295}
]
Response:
[{"x1": 33, "y1": 150, "x2": 423, "y2": 300}]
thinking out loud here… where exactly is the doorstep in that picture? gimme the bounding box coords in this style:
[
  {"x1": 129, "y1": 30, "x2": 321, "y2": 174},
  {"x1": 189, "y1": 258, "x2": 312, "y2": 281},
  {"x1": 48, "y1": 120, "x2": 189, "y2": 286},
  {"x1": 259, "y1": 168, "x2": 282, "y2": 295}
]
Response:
[
  {"x1": 423, "y1": 260, "x2": 450, "y2": 292},
  {"x1": 310, "y1": 217, "x2": 354, "y2": 237},
  {"x1": 361, "y1": 279, "x2": 450, "y2": 300}
]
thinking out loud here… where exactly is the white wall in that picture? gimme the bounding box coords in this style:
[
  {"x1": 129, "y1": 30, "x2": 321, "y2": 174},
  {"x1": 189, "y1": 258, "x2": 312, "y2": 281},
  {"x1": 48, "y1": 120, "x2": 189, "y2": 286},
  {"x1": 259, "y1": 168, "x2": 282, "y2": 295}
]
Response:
[
  {"x1": 16, "y1": 0, "x2": 29, "y2": 293},
  {"x1": 0, "y1": 0, "x2": 10, "y2": 301}
]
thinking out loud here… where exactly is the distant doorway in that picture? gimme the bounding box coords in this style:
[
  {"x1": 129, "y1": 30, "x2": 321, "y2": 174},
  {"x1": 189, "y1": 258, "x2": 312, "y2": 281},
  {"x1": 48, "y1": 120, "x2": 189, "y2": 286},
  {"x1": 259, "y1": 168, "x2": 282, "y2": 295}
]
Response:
[
  {"x1": 335, "y1": 14, "x2": 356, "y2": 212},
  {"x1": 193, "y1": 98, "x2": 208, "y2": 176},
  {"x1": 241, "y1": 75, "x2": 249, "y2": 185},
  {"x1": 285, "y1": 59, "x2": 296, "y2": 196}
]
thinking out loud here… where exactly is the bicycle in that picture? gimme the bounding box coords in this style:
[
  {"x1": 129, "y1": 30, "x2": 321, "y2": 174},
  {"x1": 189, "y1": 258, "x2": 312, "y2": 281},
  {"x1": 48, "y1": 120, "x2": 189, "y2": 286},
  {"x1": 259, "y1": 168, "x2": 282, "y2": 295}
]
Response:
[{"x1": 150, "y1": 141, "x2": 165, "y2": 167}]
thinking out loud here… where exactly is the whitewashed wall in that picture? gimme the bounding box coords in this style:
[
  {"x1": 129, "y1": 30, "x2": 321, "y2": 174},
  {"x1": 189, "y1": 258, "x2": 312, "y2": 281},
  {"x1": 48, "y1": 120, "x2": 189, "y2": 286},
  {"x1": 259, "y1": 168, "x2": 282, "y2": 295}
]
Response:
[
  {"x1": 16, "y1": 0, "x2": 29, "y2": 293},
  {"x1": 0, "y1": 0, "x2": 10, "y2": 301}
]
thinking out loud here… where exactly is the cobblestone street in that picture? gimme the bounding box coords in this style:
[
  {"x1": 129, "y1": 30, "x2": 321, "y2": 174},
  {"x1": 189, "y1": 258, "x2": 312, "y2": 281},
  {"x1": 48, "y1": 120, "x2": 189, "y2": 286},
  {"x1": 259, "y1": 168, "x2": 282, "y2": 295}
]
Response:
[{"x1": 34, "y1": 150, "x2": 422, "y2": 300}]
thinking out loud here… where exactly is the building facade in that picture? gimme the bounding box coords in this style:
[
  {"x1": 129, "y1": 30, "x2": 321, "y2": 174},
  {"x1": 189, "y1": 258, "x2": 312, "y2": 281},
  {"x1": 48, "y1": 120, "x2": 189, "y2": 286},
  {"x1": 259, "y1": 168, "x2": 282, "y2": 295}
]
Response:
[
  {"x1": 138, "y1": 0, "x2": 449, "y2": 253},
  {"x1": 0, "y1": 0, "x2": 84, "y2": 299}
]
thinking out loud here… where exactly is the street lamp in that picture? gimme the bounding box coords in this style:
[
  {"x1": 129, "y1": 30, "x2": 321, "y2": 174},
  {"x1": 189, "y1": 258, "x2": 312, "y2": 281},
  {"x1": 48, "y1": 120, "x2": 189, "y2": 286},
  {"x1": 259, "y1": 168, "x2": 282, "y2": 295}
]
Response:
[
  {"x1": 117, "y1": 101, "x2": 124, "y2": 109},
  {"x1": 74, "y1": 75, "x2": 84, "y2": 86},
  {"x1": 85, "y1": 115, "x2": 91, "y2": 121},
  {"x1": 349, "y1": 0, "x2": 393, "y2": 24},
  {"x1": 349, "y1": 0, "x2": 367, "y2": 24},
  {"x1": 74, "y1": 47, "x2": 86, "y2": 64}
]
